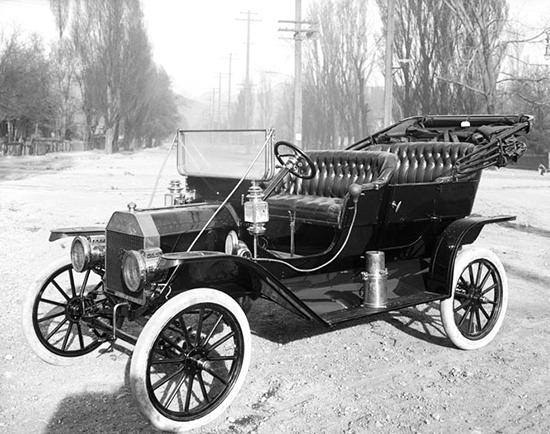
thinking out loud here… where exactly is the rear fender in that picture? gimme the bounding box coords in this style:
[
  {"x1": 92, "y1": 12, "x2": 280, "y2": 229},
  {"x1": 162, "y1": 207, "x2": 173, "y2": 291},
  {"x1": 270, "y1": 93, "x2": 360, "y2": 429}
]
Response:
[
  {"x1": 429, "y1": 215, "x2": 515, "y2": 296},
  {"x1": 159, "y1": 252, "x2": 322, "y2": 323}
]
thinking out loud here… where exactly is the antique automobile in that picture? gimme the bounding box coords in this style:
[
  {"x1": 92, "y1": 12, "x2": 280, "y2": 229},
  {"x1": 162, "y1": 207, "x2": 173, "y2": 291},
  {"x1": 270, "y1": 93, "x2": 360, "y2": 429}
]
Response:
[{"x1": 22, "y1": 114, "x2": 533, "y2": 432}]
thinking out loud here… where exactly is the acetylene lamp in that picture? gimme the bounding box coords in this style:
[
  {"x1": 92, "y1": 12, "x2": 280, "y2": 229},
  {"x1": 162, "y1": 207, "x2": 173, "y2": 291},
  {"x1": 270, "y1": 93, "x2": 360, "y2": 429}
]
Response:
[
  {"x1": 244, "y1": 181, "x2": 269, "y2": 236},
  {"x1": 165, "y1": 179, "x2": 184, "y2": 206}
]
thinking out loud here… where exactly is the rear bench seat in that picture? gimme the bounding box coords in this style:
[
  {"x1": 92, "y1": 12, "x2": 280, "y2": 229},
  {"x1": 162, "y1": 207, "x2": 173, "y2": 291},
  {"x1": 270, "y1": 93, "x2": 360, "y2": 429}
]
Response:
[
  {"x1": 369, "y1": 142, "x2": 476, "y2": 183},
  {"x1": 267, "y1": 150, "x2": 398, "y2": 226}
]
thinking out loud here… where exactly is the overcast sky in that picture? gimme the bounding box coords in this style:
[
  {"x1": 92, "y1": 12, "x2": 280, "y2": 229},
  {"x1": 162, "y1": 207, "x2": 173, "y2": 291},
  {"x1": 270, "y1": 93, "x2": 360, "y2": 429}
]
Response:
[{"x1": 1, "y1": 0, "x2": 549, "y2": 101}]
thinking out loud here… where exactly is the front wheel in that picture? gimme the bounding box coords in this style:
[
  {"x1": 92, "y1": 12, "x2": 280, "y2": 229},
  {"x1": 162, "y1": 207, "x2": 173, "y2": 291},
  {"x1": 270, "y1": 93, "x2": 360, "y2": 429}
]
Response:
[
  {"x1": 22, "y1": 257, "x2": 115, "y2": 365},
  {"x1": 440, "y1": 247, "x2": 508, "y2": 350},
  {"x1": 130, "y1": 288, "x2": 251, "y2": 432}
]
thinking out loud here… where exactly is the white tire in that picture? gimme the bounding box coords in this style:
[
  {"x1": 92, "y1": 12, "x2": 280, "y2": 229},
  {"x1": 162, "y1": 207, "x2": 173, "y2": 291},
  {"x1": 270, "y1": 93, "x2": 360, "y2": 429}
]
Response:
[
  {"x1": 22, "y1": 257, "x2": 111, "y2": 365},
  {"x1": 441, "y1": 247, "x2": 508, "y2": 350},
  {"x1": 130, "y1": 288, "x2": 251, "y2": 432}
]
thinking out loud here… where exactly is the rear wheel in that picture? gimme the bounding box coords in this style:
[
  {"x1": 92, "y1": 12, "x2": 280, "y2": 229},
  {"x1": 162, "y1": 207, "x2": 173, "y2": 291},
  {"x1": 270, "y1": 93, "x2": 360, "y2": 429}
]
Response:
[
  {"x1": 441, "y1": 247, "x2": 508, "y2": 350},
  {"x1": 22, "y1": 257, "x2": 115, "y2": 365},
  {"x1": 130, "y1": 288, "x2": 251, "y2": 432}
]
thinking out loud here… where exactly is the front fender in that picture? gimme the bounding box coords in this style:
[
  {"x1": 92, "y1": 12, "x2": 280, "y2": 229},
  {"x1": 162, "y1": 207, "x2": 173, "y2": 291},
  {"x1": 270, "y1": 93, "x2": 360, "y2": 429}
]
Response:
[
  {"x1": 159, "y1": 252, "x2": 322, "y2": 323},
  {"x1": 429, "y1": 215, "x2": 515, "y2": 296},
  {"x1": 49, "y1": 226, "x2": 105, "y2": 242}
]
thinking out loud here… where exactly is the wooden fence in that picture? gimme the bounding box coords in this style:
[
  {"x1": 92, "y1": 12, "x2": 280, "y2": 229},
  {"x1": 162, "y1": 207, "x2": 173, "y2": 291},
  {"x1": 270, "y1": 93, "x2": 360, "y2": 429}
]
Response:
[
  {"x1": 513, "y1": 153, "x2": 550, "y2": 171},
  {"x1": 0, "y1": 138, "x2": 73, "y2": 156}
]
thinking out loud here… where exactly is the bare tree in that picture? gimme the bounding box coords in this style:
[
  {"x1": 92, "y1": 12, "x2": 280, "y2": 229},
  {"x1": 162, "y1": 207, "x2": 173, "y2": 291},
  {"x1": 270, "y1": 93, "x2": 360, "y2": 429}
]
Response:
[
  {"x1": 256, "y1": 72, "x2": 275, "y2": 129},
  {"x1": 69, "y1": 0, "x2": 180, "y2": 152},
  {"x1": 70, "y1": 0, "x2": 140, "y2": 153},
  {"x1": 0, "y1": 31, "x2": 56, "y2": 141},
  {"x1": 444, "y1": 0, "x2": 509, "y2": 113},
  {"x1": 381, "y1": 0, "x2": 509, "y2": 117},
  {"x1": 507, "y1": 65, "x2": 550, "y2": 131},
  {"x1": 303, "y1": 0, "x2": 379, "y2": 149},
  {"x1": 50, "y1": 0, "x2": 71, "y2": 39}
]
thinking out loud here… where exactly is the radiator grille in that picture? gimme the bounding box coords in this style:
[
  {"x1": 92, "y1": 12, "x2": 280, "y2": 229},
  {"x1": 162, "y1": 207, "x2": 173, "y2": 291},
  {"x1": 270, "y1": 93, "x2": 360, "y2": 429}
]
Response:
[{"x1": 105, "y1": 230, "x2": 144, "y2": 296}]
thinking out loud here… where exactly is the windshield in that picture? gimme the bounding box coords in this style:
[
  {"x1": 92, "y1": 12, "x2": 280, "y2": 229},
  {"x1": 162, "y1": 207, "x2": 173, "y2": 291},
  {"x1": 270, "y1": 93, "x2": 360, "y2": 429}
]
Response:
[{"x1": 177, "y1": 129, "x2": 274, "y2": 181}]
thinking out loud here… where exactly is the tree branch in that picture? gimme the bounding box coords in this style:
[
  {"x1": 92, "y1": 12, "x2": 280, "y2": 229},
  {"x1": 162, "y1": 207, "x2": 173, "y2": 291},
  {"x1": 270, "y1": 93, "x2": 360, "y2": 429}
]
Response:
[
  {"x1": 434, "y1": 75, "x2": 486, "y2": 96},
  {"x1": 514, "y1": 92, "x2": 550, "y2": 108}
]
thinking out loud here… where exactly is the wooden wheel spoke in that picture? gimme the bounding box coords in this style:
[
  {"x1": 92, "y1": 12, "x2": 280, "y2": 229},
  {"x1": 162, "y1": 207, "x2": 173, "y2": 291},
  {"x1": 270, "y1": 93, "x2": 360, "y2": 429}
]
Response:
[
  {"x1": 457, "y1": 303, "x2": 473, "y2": 329},
  {"x1": 61, "y1": 322, "x2": 74, "y2": 351},
  {"x1": 76, "y1": 322, "x2": 85, "y2": 349},
  {"x1": 195, "y1": 308, "x2": 205, "y2": 346},
  {"x1": 69, "y1": 268, "x2": 77, "y2": 298},
  {"x1": 468, "y1": 307, "x2": 479, "y2": 334},
  {"x1": 202, "y1": 365, "x2": 228, "y2": 386},
  {"x1": 478, "y1": 267, "x2": 492, "y2": 290},
  {"x1": 51, "y1": 279, "x2": 71, "y2": 302},
  {"x1": 479, "y1": 304, "x2": 491, "y2": 321},
  {"x1": 164, "y1": 372, "x2": 189, "y2": 408},
  {"x1": 157, "y1": 333, "x2": 186, "y2": 356},
  {"x1": 475, "y1": 307, "x2": 482, "y2": 332},
  {"x1": 467, "y1": 265, "x2": 475, "y2": 288},
  {"x1": 202, "y1": 314, "x2": 224, "y2": 347},
  {"x1": 45, "y1": 316, "x2": 68, "y2": 341},
  {"x1": 454, "y1": 298, "x2": 471, "y2": 313},
  {"x1": 184, "y1": 373, "x2": 195, "y2": 413},
  {"x1": 38, "y1": 310, "x2": 66, "y2": 324},
  {"x1": 79, "y1": 270, "x2": 90, "y2": 297},
  {"x1": 177, "y1": 314, "x2": 193, "y2": 349},
  {"x1": 480, "y1": 283, "x2": 497, "y2": 297},
  {"x1": 206, "y1": 331, "x2": 235, "y2": 353},
  {"x1": 198, "y1": 371, "x2": 210, "y2": 403},
  {"x1": 152, "y1": 366, "x2": 186, "y2": 391},
  {"x1": 39, "y1": 297, "x2": 66, "y2": 308},
  {"x1": 475, "y1": 262, "x2": 484, "y2": 287}
]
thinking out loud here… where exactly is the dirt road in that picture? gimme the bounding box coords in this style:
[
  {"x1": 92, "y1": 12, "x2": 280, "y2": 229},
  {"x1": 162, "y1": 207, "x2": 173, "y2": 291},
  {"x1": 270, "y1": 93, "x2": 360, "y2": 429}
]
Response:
[{"x1": 1, "y1": 147, "x2": 549, "y2": 434}]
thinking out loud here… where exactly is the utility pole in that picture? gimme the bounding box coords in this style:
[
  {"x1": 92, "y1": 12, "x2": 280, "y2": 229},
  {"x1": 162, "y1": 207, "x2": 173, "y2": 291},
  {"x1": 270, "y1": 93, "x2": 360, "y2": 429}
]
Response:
[
  {"x1": 383, "y1": 0, "x2": 396, "y2": 126},
  {"x1": 279, "y1": 0, "x2": 316, "y2": 148},
  {"x1": 294, "y1": 0, "x2": 302, "y2": 147},
  {"x1": 237, "y1": 11, "x2": 260, "y2": 128},
  {"x1": 218, "y1": 72, "x2": 223, "y2": 128},
  {"x1": 210, "y1": 87, "x2": 216, "y2": 129},
  {"x1": 223, "y1": 53, "x2": 237, "y2": 128}
]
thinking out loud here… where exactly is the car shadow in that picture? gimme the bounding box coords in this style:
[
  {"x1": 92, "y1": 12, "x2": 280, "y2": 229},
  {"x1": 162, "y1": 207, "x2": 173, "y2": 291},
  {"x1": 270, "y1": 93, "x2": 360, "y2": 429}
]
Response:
[
  {"x1": 42, "y1": 387, "x2": 153, "y2": 434},
  {"x1": 41, "y1": 303, "x2": 452, "y2": 433},
  {"x1": 246, "y1": 298, "x2": 453, "y2": 348}
]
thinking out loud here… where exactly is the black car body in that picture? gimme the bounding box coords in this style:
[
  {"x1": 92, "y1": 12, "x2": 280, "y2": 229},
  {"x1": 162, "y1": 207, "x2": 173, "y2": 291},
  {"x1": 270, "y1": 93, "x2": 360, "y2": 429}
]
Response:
[{"x1": 23, "y1": 114, "x2": 533, "y2": 432}]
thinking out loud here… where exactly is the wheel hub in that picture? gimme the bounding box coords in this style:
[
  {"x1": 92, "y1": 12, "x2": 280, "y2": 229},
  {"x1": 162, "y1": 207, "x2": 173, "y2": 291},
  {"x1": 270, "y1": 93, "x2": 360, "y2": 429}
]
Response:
[
  {"x1": 184, "y1": 347, "x2": 210, "y2": 374},
  {"x1": 66, "y1": 298, "x2": 86, "y2": 322}
]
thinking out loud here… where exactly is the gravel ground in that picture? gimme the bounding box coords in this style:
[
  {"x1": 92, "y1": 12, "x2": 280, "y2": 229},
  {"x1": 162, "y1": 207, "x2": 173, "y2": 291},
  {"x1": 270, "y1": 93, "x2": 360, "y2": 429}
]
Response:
[{"x1": 1, "y1": 146, "x2": 549, "y2": 434}]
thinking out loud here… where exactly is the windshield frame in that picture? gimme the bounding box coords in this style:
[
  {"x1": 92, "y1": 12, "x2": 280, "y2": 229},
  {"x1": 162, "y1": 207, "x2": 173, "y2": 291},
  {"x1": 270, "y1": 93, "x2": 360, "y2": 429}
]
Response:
[{"x1": 177, "y1": 129, "x2": 275, "y2": 182}]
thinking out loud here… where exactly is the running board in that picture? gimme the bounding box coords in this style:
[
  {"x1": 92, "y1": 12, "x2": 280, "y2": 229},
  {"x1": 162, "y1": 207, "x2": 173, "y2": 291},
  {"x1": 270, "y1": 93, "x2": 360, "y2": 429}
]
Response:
[{"x1": 320, "y1": 291, "x2": 447, "y2": 326}]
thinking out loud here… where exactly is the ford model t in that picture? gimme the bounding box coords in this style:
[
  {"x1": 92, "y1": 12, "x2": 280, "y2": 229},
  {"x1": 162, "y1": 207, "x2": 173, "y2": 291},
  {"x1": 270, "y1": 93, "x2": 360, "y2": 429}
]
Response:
[{"x1": 23, "y1": 114, "x2": 533, "y2": 432}]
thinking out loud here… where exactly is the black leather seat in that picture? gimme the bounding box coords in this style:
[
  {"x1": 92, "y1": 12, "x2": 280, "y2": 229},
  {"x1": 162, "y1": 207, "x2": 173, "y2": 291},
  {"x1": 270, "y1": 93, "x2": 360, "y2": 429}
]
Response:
[
  {"x1": 370, "y1": 142, "x2": 476, "y2": 183},
  {"x1": 267, "y1": 150, "x2": 398, "y2": 226}
]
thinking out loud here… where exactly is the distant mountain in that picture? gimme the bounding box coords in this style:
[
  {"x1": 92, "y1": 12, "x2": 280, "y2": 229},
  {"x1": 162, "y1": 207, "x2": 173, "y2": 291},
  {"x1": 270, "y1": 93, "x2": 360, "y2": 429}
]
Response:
[{"x1": 175, "y1": 94, "x2": 209, "y2": 130}]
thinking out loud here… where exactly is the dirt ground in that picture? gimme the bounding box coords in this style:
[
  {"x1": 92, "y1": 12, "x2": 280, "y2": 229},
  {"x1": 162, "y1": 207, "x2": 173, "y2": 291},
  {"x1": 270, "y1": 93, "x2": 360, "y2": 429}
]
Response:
[{"x1": 1, "y1": 145, "x2": 549, "y2": 434}]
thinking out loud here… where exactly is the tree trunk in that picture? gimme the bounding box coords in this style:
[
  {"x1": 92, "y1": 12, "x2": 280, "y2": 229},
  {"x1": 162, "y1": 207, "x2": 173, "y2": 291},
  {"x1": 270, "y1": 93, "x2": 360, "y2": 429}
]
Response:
[{"x1": 105, "y1": 126, "x2": 114, "y2": 154}]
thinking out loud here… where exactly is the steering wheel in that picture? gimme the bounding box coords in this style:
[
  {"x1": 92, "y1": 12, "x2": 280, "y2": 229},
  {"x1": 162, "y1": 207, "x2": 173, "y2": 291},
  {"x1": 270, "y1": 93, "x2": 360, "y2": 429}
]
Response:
[{"x1": 274, "y1": 141, "x2": 316, "y2": 180}]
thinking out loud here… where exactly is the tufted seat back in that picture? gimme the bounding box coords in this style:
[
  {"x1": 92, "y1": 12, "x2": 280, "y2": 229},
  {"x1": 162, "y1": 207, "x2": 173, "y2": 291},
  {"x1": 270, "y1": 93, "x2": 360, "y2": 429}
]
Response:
[
  {"x1": 267, "y1": 151, "x2": 397, "y2": 226},
  {"x1": 277, "y1": 150, "x2": 397, "y2": 197},
  {"x1": 370, "y1": 142, "x2": 476, "y2": 184}
]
